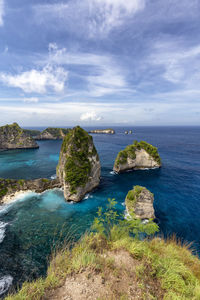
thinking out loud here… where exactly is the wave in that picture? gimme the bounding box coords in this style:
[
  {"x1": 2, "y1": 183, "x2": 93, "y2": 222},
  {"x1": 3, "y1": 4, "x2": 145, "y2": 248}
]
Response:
[
  {"x1": 0, "y1": 275, "x2": 13, "y2": 296},
  {"x1": 0, "y1": 221, "x2": 8, "y2": 244},
  {"x1": 50, "y1": 174, "x2": 57, "y2": 179},
  {"x1": 109, "y1": 171, "x2": 118, "y2": 175}
]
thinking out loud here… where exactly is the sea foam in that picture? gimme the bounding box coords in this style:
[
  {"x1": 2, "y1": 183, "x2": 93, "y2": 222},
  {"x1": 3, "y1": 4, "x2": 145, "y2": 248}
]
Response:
[
  {"x1": 0, "y1": 221, "x2": 8, "y2": 244},
  {"x1": 0, "y1": 275, "x2": 13, "y2": 296}
]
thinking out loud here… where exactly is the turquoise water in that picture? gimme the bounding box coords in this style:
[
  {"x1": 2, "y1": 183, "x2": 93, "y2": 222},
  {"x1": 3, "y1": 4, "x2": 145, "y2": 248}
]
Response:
[{"x1": 0, "y1": 126, "x2": 200, "y2": 297}]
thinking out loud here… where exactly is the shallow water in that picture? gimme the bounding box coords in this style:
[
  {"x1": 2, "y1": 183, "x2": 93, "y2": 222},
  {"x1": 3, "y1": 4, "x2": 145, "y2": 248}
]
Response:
[{"x1": 0, "y1": 126, "x2": 200, "y2": 297}]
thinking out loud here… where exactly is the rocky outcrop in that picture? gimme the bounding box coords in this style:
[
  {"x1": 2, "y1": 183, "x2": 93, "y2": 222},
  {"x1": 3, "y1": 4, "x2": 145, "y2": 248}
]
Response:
[
  {"x1": 88, "y1": 129, "x2": 115, "y2": 134},
  {"x1": 0, "y1": 178, "x2": 61, "y2": 204},
  {"x1": 57, "y1": 126, "x2": 101, "y2": 202},
  {"x1": 23, "y1": 129, "x2": 41, "y2": 138},
  {"x1": 0, "y1": 123, "x2": 39, "y2": 151},
  {"x1": 125, "y1": 186, "x2": 155, "y2": 219},
  {"x1": 35, "y1": 128, "x2": 70, "y2": 140},
  {"x1": 113, "y1": 140, "x2": 161, "y2": 173}
]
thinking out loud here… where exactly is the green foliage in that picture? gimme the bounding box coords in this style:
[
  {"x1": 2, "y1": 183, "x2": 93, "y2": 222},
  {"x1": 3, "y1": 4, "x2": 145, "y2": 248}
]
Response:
[
  {"x1": 115, "y1": 140, "x2": 161, "y2": 167},
  {"x1": 92, "y1": 198, "x2": 158, "y2": 241},
  {"x1": 92, "y1": 198, "x2": 119, "y2": 240}
]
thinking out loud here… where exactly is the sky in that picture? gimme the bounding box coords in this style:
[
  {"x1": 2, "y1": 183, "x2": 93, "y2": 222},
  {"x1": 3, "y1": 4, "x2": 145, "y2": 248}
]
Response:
[{"x1": 0, "y1": 0, "x2": 200, "y2": 126}]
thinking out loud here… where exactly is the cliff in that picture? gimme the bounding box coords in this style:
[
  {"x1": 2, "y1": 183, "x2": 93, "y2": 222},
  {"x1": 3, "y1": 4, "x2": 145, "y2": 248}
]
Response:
[
  {"x1": 0, "y1": 178, "x2": 61, "y2": 204},
  {"x1": 35, "y1": 127, "x2": 70, "y2": 140},
  {"x1": 6, "y1": 200, "x2": 200, "y2": 300},
  {"x1": 113, "y1": 140, "x2": 161, "y2": 173},
  {"x1": 125, "y1": 186, "x2": 155, "y2": 219},
  {"x1": 23, "y1": 129, "x2": 41, "y2": 138},
  {"x1": 0, "y1": 123, "x2": 39, "y2": 151},
  {"x1": 88, "y1": 128, "x2": 115, "y2": 134},
  {"x1": 56, "y1": 126, "x2": 101, "y2": 202}
]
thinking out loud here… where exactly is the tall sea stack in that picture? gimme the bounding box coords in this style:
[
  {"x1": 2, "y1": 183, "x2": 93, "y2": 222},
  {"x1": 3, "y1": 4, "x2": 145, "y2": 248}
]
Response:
[{"x1": 57, "y1": 126, "x2": 101, "y2": 202}]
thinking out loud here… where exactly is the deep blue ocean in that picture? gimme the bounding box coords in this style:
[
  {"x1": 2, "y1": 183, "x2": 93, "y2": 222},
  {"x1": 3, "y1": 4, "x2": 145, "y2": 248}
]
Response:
[{"x1": 0, "y1": 126, "x2": 200, "y2": 297}]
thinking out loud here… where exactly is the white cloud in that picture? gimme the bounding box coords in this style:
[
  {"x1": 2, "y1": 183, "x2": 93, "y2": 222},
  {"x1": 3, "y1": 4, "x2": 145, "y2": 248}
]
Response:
[
  {"x1": 0, "y1": 0, "x2": 4, "y2": 26},
  {"x1": 150, "y1": 42, "x2": 200, "y2": 86},
  {"x1": 0, "y1": 45, "x2": 68, "y2": 94},
  {"x1": 23, "y1": 97, "x2": 39, "y2": 103},
  {"x1": 89, "y1": 0, "x2": 145, "y2": 36},
  {"x1": 33, "y1": 0, "x2": 145, "y2": 38},
  {"x1": 45, "y1": 44, "x2": 130, "y2": 97},
  {"x1": 80, "y1": 111, "x2": 102, "y2": 121}
]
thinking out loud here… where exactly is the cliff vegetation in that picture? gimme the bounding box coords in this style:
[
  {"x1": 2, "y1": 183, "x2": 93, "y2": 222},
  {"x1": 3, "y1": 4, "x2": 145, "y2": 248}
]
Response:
[{"x1": 5, "y1": 199, "x2": 200, "y2": 300}]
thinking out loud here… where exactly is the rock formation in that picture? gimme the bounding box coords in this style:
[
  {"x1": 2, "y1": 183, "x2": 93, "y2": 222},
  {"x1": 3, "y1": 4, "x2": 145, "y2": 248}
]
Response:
[
  {"x1": 125, "y1": 186, "x2": 155, "y2": 219},
  {"x1": 113, "y1": 140, "x2": 161, "y2": 173},
  {"x1": 35, "y1": 127, "x2": 70, "y2": 140},
  {"x1": 57, "y1": 126, "x2": 101, "y2": 202},
  {"x1": 0, "y1": 123, "x2": 39, "y2": 151},
  {"x1": 88, "y1": 129, "x2": 115, "y2": 134},
  {"x1": 0, "y1": 125, "x2": 101, "y2": 204},
  {"x1": 0, "y1": 178, "x2": 61, "y2": 204}
]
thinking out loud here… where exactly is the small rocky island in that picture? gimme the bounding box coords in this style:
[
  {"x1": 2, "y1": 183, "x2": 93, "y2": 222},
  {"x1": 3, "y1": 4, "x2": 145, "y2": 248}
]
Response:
[
  {"x1": 57, "y1": 126, "x2": 101, "y2": 202},
  {"x1": 88, "y1": 128, "x2": 115, "y2": 134},
  {"x1": 125, "y1": 185, "x2": 155, "y2": 219},
  {"x1": 113, "y1": 140, "x2": 161, "y2": 173},
  {"x1": 35, "y1": 127, "x2": 70, "y2": 140},
  {"x1": 0, "y1": 123, "x2": 39, "y2": 151}
]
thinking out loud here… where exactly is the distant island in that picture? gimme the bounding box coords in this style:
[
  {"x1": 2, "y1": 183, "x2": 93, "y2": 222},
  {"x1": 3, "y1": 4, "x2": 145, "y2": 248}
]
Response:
[
  {"x1": 0, "y1": 123, "x2": 39, "y2": 151},
  {"x1": 35, "y1": 127, "x2": 71, "y2": 140},
  {"x1": 88, "y1": 128, "x2": 115, "y2": 134}
]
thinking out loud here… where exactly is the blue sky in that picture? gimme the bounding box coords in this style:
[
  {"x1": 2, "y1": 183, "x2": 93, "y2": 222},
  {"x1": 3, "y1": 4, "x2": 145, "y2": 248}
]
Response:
[{"x1": 0, "y1": 0, "x2": 200, "y2": 126}]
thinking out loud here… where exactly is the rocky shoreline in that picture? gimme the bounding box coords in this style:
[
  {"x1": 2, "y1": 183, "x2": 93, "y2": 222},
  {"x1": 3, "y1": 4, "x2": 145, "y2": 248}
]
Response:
[{"x1": 0, "y1": 178, "x2": 62, "y2": 205}]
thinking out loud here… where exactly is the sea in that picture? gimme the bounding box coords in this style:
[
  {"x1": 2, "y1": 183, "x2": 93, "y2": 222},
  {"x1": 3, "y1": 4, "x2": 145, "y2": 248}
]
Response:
[{"x1": 0, "y1": 126, "x2": 200, "y2": 297}]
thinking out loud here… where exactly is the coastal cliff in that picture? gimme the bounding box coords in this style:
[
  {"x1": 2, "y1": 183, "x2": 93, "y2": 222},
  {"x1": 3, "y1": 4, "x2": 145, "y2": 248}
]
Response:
[
  {"x1": 0, "y1": 123, "x2": 39, "y2": 151},
  {"x1": 125, "y1": 186, "x2": 155, "y2": 219},
  {"x1": 0, "y1": 178, "x2": 61, "y2": 204},
  {"x1": 35, "y1": 127, "x2": 70, "y2": 140},
  {"x1": 88, "y1": 128, "x2": 115, "y2": 134},
  {"x1": 57, "y1": 126, "x2": 101, "y2": 202},
  {"x1": 113, "y1": 140, "x2": 161, "y2": 173}
]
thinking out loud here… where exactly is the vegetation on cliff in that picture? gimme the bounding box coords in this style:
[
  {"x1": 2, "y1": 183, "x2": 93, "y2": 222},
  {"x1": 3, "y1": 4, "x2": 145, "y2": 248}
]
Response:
[
  {"x1": 36, "y1": 127, "x2": 71, "y2": 140},
  {"x1": 0, "y1": 123, "x2": 39, "y2": 150},
  {"x1": 115, "y1": 140, "x2": 161, "y2": 167},
  {"x1": 57, "y1": 126, "x2": 100, "y2": 196},
  {"x1": 6, "y1": 199, "x2": 200, "y2": 300}
]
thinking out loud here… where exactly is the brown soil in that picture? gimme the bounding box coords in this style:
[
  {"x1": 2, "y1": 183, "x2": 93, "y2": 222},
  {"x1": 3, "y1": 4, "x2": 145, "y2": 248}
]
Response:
[{"x1": 46, "y1": 250, "x2": 162, "y2": 300}]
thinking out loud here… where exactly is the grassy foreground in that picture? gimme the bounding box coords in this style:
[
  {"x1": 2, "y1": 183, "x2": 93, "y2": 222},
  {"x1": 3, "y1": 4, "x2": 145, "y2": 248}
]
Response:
[{"x1": 6, "y1": 200, "x2": 200, "y2": 300}]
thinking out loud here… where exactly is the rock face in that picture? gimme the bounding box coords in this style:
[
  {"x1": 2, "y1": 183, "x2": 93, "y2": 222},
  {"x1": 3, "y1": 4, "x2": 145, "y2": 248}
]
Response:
[
  {"x1": 113, "y1": 140, "x2": 161, "y2": 173},
  {"x1": 125, "y1": 186, "x2": 155, "y2": 219},
  {"x1": 0, "y1": 123, "x2": 39, "y2": 151},
  {"x1": 35, "y1": 127, "x2": 70, "y2": 140},
  {"x1": 57, "y1": 126, "x2": 101, "y2": 202},
  {"x1": 0, "y1": 178, "x2": 61, "y2": 204},
  {"x1": 88, "y1": 129, "x2": 115, "y2": 134}
]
